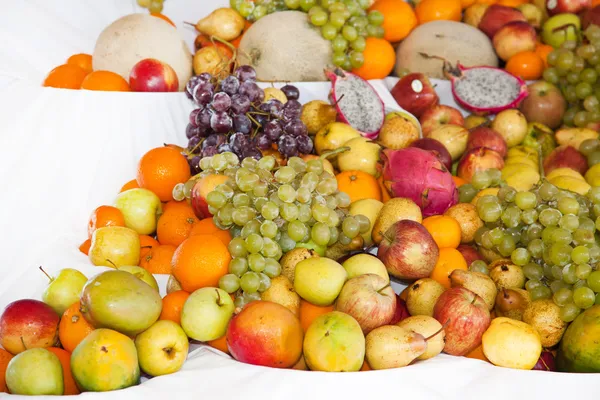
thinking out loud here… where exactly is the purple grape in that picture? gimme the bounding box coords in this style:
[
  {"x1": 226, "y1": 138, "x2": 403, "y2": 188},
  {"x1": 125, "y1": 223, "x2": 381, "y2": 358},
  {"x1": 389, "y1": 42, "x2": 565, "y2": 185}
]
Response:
[
  {"x1": 198, "y1": 72, "x2": 213, "y2": 82},
  {"x1": 188, "y1": 135, "x2": 202, "y2": 151},
  {"x1": 185, "y1": 76, "x2": 201, "y2": 100},
  {"x1": 284, "y1": 120, "x2": 308, "y2": 136},
  {"x1": 217, "y1": 143, "x2": 233, "y2": 153},
  {"x1": 264, "y1": 120, "x2": 283, "y2": 141},
  {"x1": 193, "y1": 82, "x2": 214, "y2": 106},
  {"x1": 255, "y1": 133, "x2": 272, "y2": 150},
  {"x1": 189, "y1": 155, "x2": 202, "y2": 174},
  {"x1": 243, "y1": 147, "x2": 263, "y2": 160},
  {"x1": 186, "y1": 123, "x2": 200, "y2": 139},
  {"x1": 221, "y1": 75, "x2": 240, "y2": 95},
  {"x1": 278, "y1": 134, "x2": 299, "y2": 157},
  {"x1": 239, "y1": 81, "x2": 264, "y2": 103},
  {"x1": 296, "y1": 135, "x2": 314, "y2": 154},
  {"x1": 210, "y1": 111, "x2": 233, "y2": 133},
  {"x1": 229, "y1": 132, "x2": 249, "y2": 154},
  {"x1": 282, "y1": 100, "x2": 302, "y2": 121},
  {"x1": 254, "y1": 113, "x2": 268, "y2": 127},
  {"x1": 234, "y1": 65, "x2": 257, "y2": 82},
  {"x1": 197, "y1": 108, "x2": 213, "y2": 128},
  {"x1": 280, "y1": 85, "x2": 300, "y2": 101},
  {"x1": 284, "y1": 99, "x2": 302, "y2": 112},
  {"x1": 233, "y1": 114, "x2": 252, "y2": 134},
  {"x1": 230, "y1": 94, "x2": 251, "y2": 114},
  {"x1": 203, "y1": 134, "x2": 226, "y2": 149},
  {"x1": 266, "y1": 99, "x2": 284, "y2": 118},
  {"x1": 202, "y1": 146, "x2": 219, "y2": 158},
  {"x1": 189, "y1": 109, "x2": 202, "y2": 127},
  {"x1": 197, "y1": 125, "x2": 210, "y2": 137},
  {"x1": 211, "y1": 92, "x2": 232, "y2": 112}
]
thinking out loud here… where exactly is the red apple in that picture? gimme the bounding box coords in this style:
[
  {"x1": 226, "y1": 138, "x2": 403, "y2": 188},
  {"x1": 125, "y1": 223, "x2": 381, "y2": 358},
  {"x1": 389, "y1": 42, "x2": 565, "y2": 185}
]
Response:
[
  {"x1": 466, "y1": 126, "x2": 508, "y2": 157},
  {"x1": 433, "y1": 287, "x2": 491, "y2": 356},
  {"x1": 334, "y1": 274, "x2": 397, "y2": 334},
  {"x1": 390, "y1": 73, "x2": 439, "y2": 118},
  {"x1": 410, "y1": 138, "x2": 453, "y2": 171},
  {"x1": 419, "y1": 105, "x2": 465, "y2": 136},
  {"x1": 543, "y1": 145, "x2": 588, "y2": 175},
  {"x1": 0, "y1": 299, "x2": 60, "y2": 355},
  {"x1": 389, "y1": 295, "x2": 410, "y2": 325},
  {"x1": 582, "y1": 5, "x2": 600, "y2": 28},
  {"x1": 493, "y1": 21, "x2": 538, "y2": 62},
  {"x1": 129, "y1": 58, "x2": 179, "y2": 92},
  {"x1": 519, "y1": 81, "x2": 566, "y2": 130},
  {"x1": 457, "y1": 244, "x2": 483, "y2": 266},
  {"x1": 377, "y1": 220, "x2": 439, "y2": 281},
  {"x1": 190, "y1": 173, "x2": 230, "y2": 219},
  {"x1": 547, "y1": 0, "x2": 592, "y2": 16},
  {"x1": 457, "y1": 147, "x2": 505, "y2": 182},
  {"x1": 479, "y1": 4, "x2": 527, "y2": 38}
]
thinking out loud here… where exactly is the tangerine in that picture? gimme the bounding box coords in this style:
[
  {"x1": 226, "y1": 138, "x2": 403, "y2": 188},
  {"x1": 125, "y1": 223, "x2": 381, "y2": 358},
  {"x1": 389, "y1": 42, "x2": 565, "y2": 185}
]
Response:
[
  {"x1": 377, "y1": 175, "x2": 392, "y2": 203},
  {"x1": 46, "y1": 347, "x2": 80, "y2": 395},
  {"x1": 535, "y1": 44, "x2": 554, "y2": 68},
  {"x1": 137, "y1": 146, "x2": 192, "y2": 202},
  {"x1": 422, "y1": 215, "x2": 462, "y2": 249},
  {"x1": 336, "y1": 170, "x2": 382, "y2": 203},
  {"x1": 159, "y1": 290, "x2": 190, "y2": 325},
  {"x1": 80, "y1": 70, "x2": 130, "y2": 91},
  {"x1": 452, "y1": 176, "x2": 467, "y2": 187},
  {"x1": 415, "y1": 0, "x2": 462, "y2": 23},
  {"x1": 368, "y1": 0, "x2": 418, "y2": 42},
  {"x1": 88, "y1": 205, "x2": 126, "y2": 238},
  {"x1": 460, "y1": 0, "x2": 476, "y2": 7},
  {"x1": 79, "y1": 238, "x2": 91, "y2": 255},
  {"x1": 207, "y1": 334, "x2": 230, "y2": 354},
  {"x1": 139, "y1": 234, "x2": 160, "y2": 263},
  {"x1": 505, "y1": 51, "x2": 544, "y2": 81},
  {"x1": 497, "y1": 0, "x2": 528, "y2": 5},
  {"x1": 430, "y1": 247, "x2": 468, "y2": 288},
  {"x1": 120, "y1": 179, "x2": 140, "y2": 192},
  {"x1": 189, "y1": 217, "x2": 232, "y2": 246},
  {"x1": 299, "y1": 300, "x2": 335, "y2": 333},
  {"x1": 140, "y1": 244, "x2": 177, "y2": 274},
  {"x1": 150, "y1": 12, "x2": 176, "y2": 27},
  {"x1": 465, "y1": 344, "x2": 490, "y2": 362},
  {"x1": 351, "y1": 37, "x2": 396, "y2": 80},
  {"x1": 58, "y1": 301, "x2": 95, "y2": 353},
  {"x1": 360, "y1": 360, "x2": 372, "y2": 371},
  {"x1": 0, "y1": 348, "x2": 13, "y2": 392},
  {"x1": 66, "y1": 53, "x2": 93, "y2": 74},
  {"x1": 43, "y1": 64, "x2": 88, "y2": 89},
  {"x1": 157, "y1": 200, "x2": 200, "y2": 246}
]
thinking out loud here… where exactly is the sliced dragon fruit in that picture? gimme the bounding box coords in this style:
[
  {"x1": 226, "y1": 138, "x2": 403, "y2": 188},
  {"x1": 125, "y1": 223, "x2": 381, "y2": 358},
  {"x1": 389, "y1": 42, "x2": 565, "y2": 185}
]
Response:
[{"x1": 325, "y1": 68, "x2": 385, "y2": 139}]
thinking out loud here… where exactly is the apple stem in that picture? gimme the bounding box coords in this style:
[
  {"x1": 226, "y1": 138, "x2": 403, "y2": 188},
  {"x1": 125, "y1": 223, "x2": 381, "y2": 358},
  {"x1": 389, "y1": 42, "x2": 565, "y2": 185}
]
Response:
[
  {"x1": 381, "y1": 232, "x2": 393, "y2": 243},
  {"x1": 39, "y1": 266, "x2": 54, "y2": 282},
  {"x1": 331, "y1": 93, "x2": 345, "y2": 108},
  {"x1": 423, "y1": 324, "x2": 446, "y2": 342},
  {"x1": 183, "y1": 21, "x2": 196, "y2": 29},
  {"x1": 377, "y1": 284, "x2": 391, "y2": 294},
  {"x1": 215, "y1": 289, "x2": 225, "y2": 307},
  {"x1": 20, "y1": 336, "x2": 27, "y2": 350},
  {"x1": 106, "y1": 259, "x2": 118, "y2": 269}
]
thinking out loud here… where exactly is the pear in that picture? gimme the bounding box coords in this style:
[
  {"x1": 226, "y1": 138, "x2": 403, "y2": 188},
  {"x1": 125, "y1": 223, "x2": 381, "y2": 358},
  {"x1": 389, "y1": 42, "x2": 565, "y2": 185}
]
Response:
[
  {"x1": 194, "y1": 8, "x2": 245, "y2": 41},
  {"x1": 372, "y1": 198, "x2": 423, "y2": 245},
  {"x1": 489, "y1": 262, "x2": 525, "y2": 289},
  {"x1": 405, "y1": 278, "x2": 446, "y2": 317},
  {"x1": 314, "y1": 122, "x2": 361, "y2": 155},
  {"x1": 324, "y1": 235, "x2": 364, "y2": 261},
  {"x1": 280, "y1": 248, "x2": 319, "y2": 284},
  {"x1": 336, "y1": 137, "x2": 382, "y2": 176},
  {"x1": 495, "y1": 288, "x2": 530, "y2": 321},
  {"x1": 450, "y1": 270, "x2": 497, "y2": 310},
  {"x1": 117, "y1": 266, "x2": 159, "y2": 291},
  {"x1": 301, "y1": 100, "x2": 337, "y2": 135},
  {"x1": 40, "y1": 267, "x2": 87, "y2": 315},
  {"x1": 397, "y1": 316, "x2": 445, "y2": 360},
  {"x1": 377, "y1": 112, "x2": 420, "y2": 150},
  {"x1": 263, "y1": 87, "x2": 287, "y2": 104},
  {"x1": 522, "y1": 299, "x2": 567, "y2": 348},
  {"x1": 260, "y1": 276, "x2": 301, "y2": 316},
  {"x1": 365, "y1": 325, "x2": 427, "y2": 370},
  {"x1": 167, "y1": 274, "x2": 182, "y2": 294}
]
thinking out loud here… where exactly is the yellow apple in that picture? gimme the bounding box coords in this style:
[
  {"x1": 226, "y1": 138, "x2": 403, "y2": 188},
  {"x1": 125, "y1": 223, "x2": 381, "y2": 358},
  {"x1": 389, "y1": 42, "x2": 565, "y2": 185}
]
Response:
[{"x1": 349, "y1": 198, "x2": 384, "y2": 247}]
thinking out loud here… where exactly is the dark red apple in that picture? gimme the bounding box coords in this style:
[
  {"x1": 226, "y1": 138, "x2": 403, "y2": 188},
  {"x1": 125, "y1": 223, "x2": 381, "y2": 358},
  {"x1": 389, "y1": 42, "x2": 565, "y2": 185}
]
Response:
[
  {"x1": 389, "y1": 295, "x2": 410, "y2": 324},
  {"x1": 519, "y1": 81, "x2": 566, "y2": 129},
  {"x1": 410, "y1": 137, "x2": 453, "y2": 171},
  {"x1": 543, "y1": 145, "x2": 588, "y2": 175},
  {"x1": 466, "y1": 126, "x2": 508, "y2": 157},
  {"x1": 190, "y1": 173, "x2": 230, "y2": 219},
  {"x1": 419, "y1": 105, "x2": 465, "y2": 136},
  {"x1": 390, "y1": 73, "x2": 439, "y2": 118},
  {"x1": 547, "y1": 0, "x2": 592, "y2": 16},
  {"x1": 478, "y1": 4, "x2": 527, "y2": 38},
  {"x1": 457, "y1": 244, "x2": 483, "y2": 266},
  {"x1": 493, "y1": 21, "x2": 538, "y2": 62},
  {"x1": 457, "y1": 147, "x2": 505, "y2": 182},
  {"x1": 377, "y1": 220, "x2": 440, "y2": 280},
  {"x1": 582, "y1": 5, "x2": 600, "y2": 28},
  {"x1": 533, "y1": 350, "x2": 557, "y2": 371},
  {"x1": 433, "y1": 287, "x2": 491, "y2": 356},
  {"x1": 0, "y1": 299, "x2": 60, "y2": 355},
  {"x1": 129, "y1": 58, "x2": 179, "y2": 92}
]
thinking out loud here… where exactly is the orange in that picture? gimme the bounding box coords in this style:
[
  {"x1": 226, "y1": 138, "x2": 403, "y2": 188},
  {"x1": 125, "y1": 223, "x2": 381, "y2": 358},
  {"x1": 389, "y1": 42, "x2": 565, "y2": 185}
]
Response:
[
  {"x1": 151, "y1": 12, "x2": 176, "y2": 27},
  {"x1": 460, "y1": 0, "x2": 476, "y2": 7},
  {"x1": 140, "y1": 244, "x2": 177, "y2": 274},
  {"x1": 87, "y1": 205, "x2": 126, "y2": 238},
  {"x1": 299, "y1": 300, "x2": 335, "y2": 333},
  {"x1": 535, "y1": 44, "x2": 554, "y2": 69},
  {"x1": 360, "y1": 360, "x2": 372, "y2": 371},
  {"x1": 352, "y1": 37, "x2": 396, "y2": 80},
  {"x1": 43, "y1": 64, "x2": 88, "y2": 89},
  {"x1": 430, "y1": 247, "x2": 468, "y2": 288},
  {"x1": 80, "y1": 70, "x2": 130, "y2": 91},
  {"x1": 79, "y1": 238, "x2": 91, "y2": 255},
  {"x1": 377, "y1": 175, "x2": 392, "y2": 203},
  {"x1": 189, "y1": 217, "x2": 232, "y2": 246},
  {"x1": 399, "y1": 286, "x2": 409, "y2": 301},
  {"x1": 0, "y1": 348, "x2": 12, "y2": 392},
  {"x1": 505, "y1": 51, "x2": 544, "y2": 81},
  {"x1": 157, "y1": 200, "x2": 200, "y2": 246},
  {"x1": 172, "y1": 235, "x2": 231, "y2": 292},
  {"x1": 59, "y1": 302, "x2": 95, "y2": 353},
  {"x1": 207, "y1": 334, "x2": 230, "y2": 355},
  {"x1": 368, "y1": 0, "x2": 418, "y2": 42},
  {"x1": 336, "y1": 170, "x2": 382, "y2": 203},
  {"x1": 497, "y1": 0, "x2": 528, "y2": 5},
  {"x1": 120, "y1": 178, "x2": 140, "y2": 192},
  {"x1": 139, "y1": 234, "x2": 160, "y2": 263},
  {"x1": 66, "y1": 53, "x2": 93, "y2": 74},
  {"x1": 415, "y1": 0, "x2": 462, "y2": 24},
  {"x1": 594, "y1": 0, "x2": 600, "y2": 5},
  {"x1": 46, "y1": 347, "x2": 79, "y2": 395},
  {"x1": 137, "y1": 146, "x2": 192, "y2": 202},
  {"x1": 475, "y1": 0, "x2": 498, "y2": 3},
  {"x1": 452, "y1": 176, "x2": 467, "y2": 187},
  {"x1": 159, "y1": 290, "x2": 190, "y2": 325},
  {"x1": 422, "y1": 215, "x2": 462, "y2": 249},
  {"x1": 465, "y1": 345, "x2": 490, "y2": 362}
]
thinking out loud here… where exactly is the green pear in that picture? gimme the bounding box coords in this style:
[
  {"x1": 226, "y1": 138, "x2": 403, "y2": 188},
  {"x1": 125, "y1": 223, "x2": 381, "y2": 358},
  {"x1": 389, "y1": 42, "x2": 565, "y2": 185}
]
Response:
[
  {"x1": 40, "y1": 267, "x2": 88, "y2": 315},
  {"x1": 117, "y1": 265, "x2": 159, "y2": 291},
  {"x1": 365, "y1": 325, "x2": 427, "y2": 370},
  {"x1": 114, "y1": 188, "x2": 162, "y2": 235},
  {"x1": 6, "y1": 348, "x2": 63, "y2": 395},
  {"x1": 89, "y1": 226, "x2": 140, "y2": 268},
  {"x1": 294, "y1": 257, "x2": 347, "y2": 306}
]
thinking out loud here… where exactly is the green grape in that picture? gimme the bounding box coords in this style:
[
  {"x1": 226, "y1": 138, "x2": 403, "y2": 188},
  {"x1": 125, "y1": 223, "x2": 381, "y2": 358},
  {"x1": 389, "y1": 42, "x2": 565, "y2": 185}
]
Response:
[
  {"x1": 234, "y1": 296, "x2": 248, "y2": 309},
  {"x1": 489, "y1": 227, "x2": 504, "y2": 245},
  {"x1": 584, "y1": 95, "x2": 600, "y2": 112},
  {"x1": 325, "y1": 195, "x2": 338, "y2": 210},
  {"x1": 550, "y1": 243, "x2": 573, "y2": 266},
  {"x1": 474, "y1": 226, "x2": 488, "y2": 246},
  {"x1": 274, "y1": 166, "x2": 296, "y2": 184},
  {"x1": 469, "y1": 260, "x2": 489, "y2": 275},
  {"x1": 573, "y1": 228, "x2": 594, "y2": 244},
  {"x1": 321, "y1": 23, "x2": 338, "y2": 40},
  {"x1": 587, "y1": 271, "x2": 600, "y2": 292},
  {"x1": 498, "y1": 235, "x2": 516, "y2": 257},
  {"x1": 563, "y1": 264, "x2": 578, "y2": 284},
  {"x1": 252, "y1": 4, "x2": 268, "y2": 19},
  {"x1": 511, "y1": 248, "x2": 531, "y2": 266},
  {"x1": 580, "y1": 216, "x2": 596, "y2": 231},
  {"x1": 172, "y1": 183, "x2": 185, "y2": 201},
  {"x1": 206, "y1": 191, "x2": 227, "y2": 209},
  {"x1": 219, "y1": 274, "x2": 241, "y2": 293},
  {"x1": 587, "y1": 186, "x2": 600, "y2": 203},
  {"x1": 328, "y1": 2, "x2": 346, "y2": 12},
  {"x1": 342, "y1": 25, "x2": 358, "y2": 41},
  {"x1": 287, "y1": 220, "x2": 308, "y2": 242},
  {"x1": 523, "y1": 262, "x2": 544, "y2": 281},
  {"x1": 350, "y1": 36, "x2": 366, "y2": 51},
  {"x1": 277, "y1": 184, "x2": 297, "y2": 203},
  {"x1": 576, "y1": 263, "x2": 592, "y2": 280},
  {"x1": 228, "y1": 238, "x2": 248, "y2": 258},
  {"x1": 229, "y1": 257, "x2": 249, "y2": 277},
  {"x1": 480, "y1": 231, "x2": 494, "y2": 249},
  {"x1": 547, "y1": 50, "x2": 560, "y2": 66},
  {"x1": 573, "y1": 56, "x2": 586, "y2": 72},
  {"x1": 558, "y1": 196, "x2": 580, "y2": 215},
  {"x1": 260, "y1": 220, "x2": 278, "y2": 239},
  {"x1": 300, "y1": 0, "x2": 317, "y2": 11},
  {"x1": 241, "y1": 220, "x2": 260, "y2": 238},
  {"x1": 501, "y1": 206, "x2": 521, "y2": 228},
  {"x1": 312, "y1": 203, "x2": 330, "y2": 223},
  {"x1": 526, "y1": 279, "x2": 543, "y2": 292},
  {"x1": 477, "y1": 201, "x2": 503, "y2": 223},
  {"x1": 285, "y1": 0, "x2": 302, "y2": 8},
  {"x1": 215, "y1": 184, "x2": 234, "y2": 200},
  {"x1": 248, "y1": 253, "x2": 266, "y2": 272},
  {"x1": 576, "y1": 81, "x2": 594, "y2": 99},
  {"x1": 320, "y1": 0, "x2": 335, "y2": 7},
  {"x1": 355, "y1": 214, "x2": 371, "y2": 233},
  {"x1": 574, "y1": 286, "x2": 596, "y2": 308},
  {"x1": 261, "y1": 201, "x2": 280, "y2": 220},
  {"x1": 240, "y1": 272, "x2": 260, "y2": 293},
  {"x1": 556, "y1": 51, "x2": 575, "y2": 71},
  {"x1": 527, "y1": 239, "x2": 544, "y2": 259},
  {"x1": 257, "y1": 156, "x2": 276, "y2": 171},
  {"x1": 330, "y1": 11, "x2": 347, "y2": 27},
  {"x1": 281, "y1": 203, "x2": 299, "y2": 222},
  {"x1": 542, "y1": 226, "x2": 558, "y2": 243},
  {"x1": 316, "y1": 178, "x2": 337, "y2": 195},
  {"x1": 357, "y1": 0, "x2": 370, "y2": 9},
  {"x1": 264, "y1": 258, "x2": 282, "y2": 278},
  {"x1": 571, "y1": 245, "x2": 591, "y2": 264},
  {"x1": 148, "y1": 0, "x2": 163, "y2": 12},
  {"x1": 574, "y1": 111, "x2": 589, "y2": 127},
  {"x1": 367, "y1": 10, "x2": 384, "y2": 26},
  {"x1": 298, "y1": 204, "x2": 312, "y2": 223},
  {"x1": 559, "y1": 214, "x2": 580, "y2": 232},
  {"x1": 521, "y1": 209, "x2": 538, "y2": 225},
  {"x1": 311, "y1": 222, "x2": 331, "y2": 246},
  {"x1": 553, "y1": 287, "x2": 574, "y2": 306},
  {"x1": 539, "y1": 208, "x2": 562, "y2": 227},
  {"x1": 588, "y1": 245, "x2": 600, "y2": 262},
  {"x1": 335, "y1": 192, "x2": 351, "y2": 208},
  {"x1": 550, "y1": 227, "x2": 572, "y2": 244},
  {"x1": 258, "y1": 273, "x2": 271, "y2": 292},
  {"x1": 278, "y1": 232, "x2": 296, "y2": 253},
  {"x1": 342, "y1": 216, "x2": 360, "y2": 238},
  {"x1": 310, "y1": 9, "x2": 328, "y2": 25},
  {"x1": 349, "y1": 51, "x2": 365, "y2": 68},
  {"x1": 580, "y1": 138, "x2": 600, "y2": 155},
  {"x1": 458, "y1": 184, "x2": 478, "y2": 203},
  {"x1": 514, "y1": 191, "x2": 537, "y2": 210},
  {"x1": 332, "y1": 35, "x2": 349, "y2": 52},
  {"x1": 245, "y1": 233, "x2": 264, "y2": 254},
  {"x1": 471, "y1": 171, "x2": 492, "y2": 190},
  {"x1": 543, "y1": 67, "x2": 560, "y2": 84},
  {"x1": 567, "y1": 71, "x2": 581, "y2": 84},
  {"x1": 498, "y1": 186, "x2": 517, "y2": 203},
  {"x1": 559, "y1": 303, "x2": 581, "y2": 322},
  {"x1": 530, "y1": 285, "x2": 552, "y2": 301}
]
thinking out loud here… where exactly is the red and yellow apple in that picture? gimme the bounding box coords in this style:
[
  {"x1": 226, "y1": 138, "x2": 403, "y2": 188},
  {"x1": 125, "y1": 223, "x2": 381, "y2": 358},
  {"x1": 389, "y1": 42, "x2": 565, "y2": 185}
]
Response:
[
  {"x1": 457, "y1": 147, "x2": 505, "y2": 182},
  {"x1": 479, "y1": 4, "x2": 527, "y2": 38},
  {"x1": 390, "y1": 73, "x2": 439, "y2": 118},
  {"x1": 466, "y1": 126, "x2": 508, "y2": 157},
  {"x1": 419, "y1": 105, "x2": 465, "y2": 136},
  {"x1": 543, "y1": 145, "x2": 588, "y2": 176},
  {"x1": 493, "y1": 21, "x2": 537, "y2": 62},
  {"x1": 129, "y1": 58, "x2": 179, "y2": 92},
  {"x1": 191, "y1": 174, "x2": 229, "y2": 219}
]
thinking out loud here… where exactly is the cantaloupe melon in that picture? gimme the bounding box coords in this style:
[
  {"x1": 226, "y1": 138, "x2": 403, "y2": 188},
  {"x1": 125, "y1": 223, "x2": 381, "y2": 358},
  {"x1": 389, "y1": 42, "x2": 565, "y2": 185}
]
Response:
[
  {"x1": 93, "y1": 14, "x2": 192, "y2": 91},
  {"x1": 395, "y1": 21, "x2": 498, "y2": 80},
  {"x1": 238, "y1": 11, "x2": 333, "y2": 82}
]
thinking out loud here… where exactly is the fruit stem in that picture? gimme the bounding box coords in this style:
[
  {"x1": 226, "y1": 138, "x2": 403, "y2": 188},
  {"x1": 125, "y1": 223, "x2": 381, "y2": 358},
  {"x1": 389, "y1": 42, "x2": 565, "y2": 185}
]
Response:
[
  {"x1": 377, "y1": 284, "x2": 391, "y2": 294},
  {"x1": 320, "y1": 146, "x2": 350, "y2": 160},
  {"x1": 20, "y1": 336, "x2": 27, "y2": 350},
  {"x1": 210, "y1": 35, "x2": 237, "y2": 53},
  {"x1": 331, "y1": 93, "x2": 345, "y2": 108},
  {"x1": 106, "y1": 259, "x2": 118, "y2": 269},
  {"x1": 39, "y1": 266, "x2": 54, "y2": 282},
  {"x1": 184, "y1": 21, "x2": 196, "y2": 29},
  {"x1": 424, "y1": 324, "x2": 446, "y2": 342},
  {"x1": 215, "y1": 289, "x2": 225, "y2": 307},
  {"x1": 419, "y1": 53, "x2": 459, "y2": 80}
]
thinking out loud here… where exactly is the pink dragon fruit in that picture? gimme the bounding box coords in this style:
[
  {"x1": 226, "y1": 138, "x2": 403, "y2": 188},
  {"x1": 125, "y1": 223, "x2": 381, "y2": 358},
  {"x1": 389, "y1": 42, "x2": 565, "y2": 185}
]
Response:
[
  {"x1": 325, "y1": 68, "x2": 385, "y2": 139},
  {"x1": 381, "y1": 147, "x2": 458, "y2": 217}
]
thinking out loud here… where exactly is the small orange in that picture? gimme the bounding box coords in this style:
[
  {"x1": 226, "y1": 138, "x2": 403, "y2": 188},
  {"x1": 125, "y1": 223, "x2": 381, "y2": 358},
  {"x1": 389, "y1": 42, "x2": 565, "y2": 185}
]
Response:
[
  {"x1": 59, "y1": 302, "x2": 95, "y2": 353},
  {"x1": 120, "y1": 178, "x2": 140, "y2": 192},
  {"x1": 336, "y1": 170, "x2": 382, "y2": 203},
  {"x1": 505, "y1": 51, "x2": 544, "y2": 81},
  {"x1": 594, "y1": 0, "x2": 600, "y2": 6},
  {"x1": 465, "y1": 345, "x2": 490, "y2": 362},
  {"x1": 87, "y1": 205, "x2": 126, "y2": 238},
  {"x1": 430, "y1": 247, "x2": 468, "y2": 288},
  {"x1": 497, "y1": 0, "x2": 528, "y2": 6},
  {"x1": 360, "y1": 360, "x2": 372, "y2": 371},
  {"x1": 172, "y1": 235, "x2": 231, "y2": 292},
  {"x1": 452, "y1": 176, "x2": 467, "y2": 187},
  {"x1": 66, "y1": 53, "x2": 93, "y2": 74},
  {"x1": 299, "y1": 300, "x2": 335, "y2": 333},
  {"x1": 377, "y1": 175, "x2": 392, "y2": 203},
  {"x1": 46, "y1": 347, "x2": 80, "y2": 395},
  {"x1": 475, "y1": 0, "x2": 498, "y2": 3},
  {"x1": 207, "y1": 334, "x2": 230, "y2": 355},
  {"x1": 399, "y1": 286, "x2": 409, "y2": 301},
  {"x1": 137, "y1": 146, "x2": 192, "y2": 202},
  {"x1": 80, "y1": 70, "x2": 130, "y2": 91},
  {"x1": 422, "y1": 215, "x2": 462, "y2": 249},
  {"x1": 79, "y1": 238, "x2": 91, "y2": 255},
  {"x1": 535, "y1": 44, "x2": 554, "y2": 68},
  {"x1": 352, "y1": 37, "x2": 396, "y2": 80},
  {"x1": 157, "y1": 201, "x2": 200, "y2": 246},
  {"x1": 415, "y1": 0, "x2": 462, "y2": 24},
  {"x1": 460, "y1": 0, "x2": 476, "y2": 8},
  {"x1": 159, "y1": 290, "x2": 190, "y2": 325},
  {"x1": 189, "y1": 217, "x2": 232, "y2": 246},
  {"x1": 139, "y1": 234, "x2": 160, "y2": 263},
  {"x1": 140, "y1": 244, "x2": 177, "y2": 274},
  {"x1": 368, "y1": 0, "x2": 418, "y2": 42},
  {"x1": 43, "y1": 64, "x2": 88, "y2": 89},
  {"x1": 0, "y1": 348, "x2": 13, "y2": 392},
  {"x1": 151, "y1": 12, "x2": 176, "y2": 27}
]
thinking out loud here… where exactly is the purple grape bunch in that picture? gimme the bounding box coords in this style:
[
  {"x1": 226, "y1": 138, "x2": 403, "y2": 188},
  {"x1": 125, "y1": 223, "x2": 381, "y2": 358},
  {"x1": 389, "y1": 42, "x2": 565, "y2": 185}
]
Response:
[{"x1": 184, "y1": 66, "x2": 314, "y2": 172}]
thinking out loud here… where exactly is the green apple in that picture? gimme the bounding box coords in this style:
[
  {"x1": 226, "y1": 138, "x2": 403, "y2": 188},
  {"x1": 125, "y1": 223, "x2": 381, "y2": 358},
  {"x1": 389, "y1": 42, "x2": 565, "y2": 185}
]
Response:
[
  {"x1": 294, "y1": 257, "x2": 347, "y2": 306},
  {"x1": 349, "y1": 198, "x2": 384, "y2": 247},
  {"x1": 117, "y1": 266, "x2": 159, "y2": 291},
  {"x1": 542, "y1": 13, "x2": 580, "y2": 48},
  {"x1": 6, "y1": 348, "x2": 64, "y2": 395},
  {"x1": 342, "y1": 254, "x2": 389, "y2": 283},
  {"x1": 135, "y1": 320, "x2": 189, "y2": 376},
  {"x1": 296, "y1": 240, "x2": 326, "y2": 256},
  {"x1": 114, "y1": 188, "x2": 162, "y2": 235},
  {"x1": 181, "y1": 287, "x2": 234, "y2": 341},
  {"x1": 89, "y1": 226, "x2": 140, "y2": 268},
  {"x1": 41, "y1": 267, "x2": 87, "y2": 315}
]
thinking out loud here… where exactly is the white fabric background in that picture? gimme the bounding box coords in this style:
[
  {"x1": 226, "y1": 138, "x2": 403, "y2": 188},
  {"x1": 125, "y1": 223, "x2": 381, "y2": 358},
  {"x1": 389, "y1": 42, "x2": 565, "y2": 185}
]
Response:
[{"x1": 0, "y1": 1, "x2": 598, "y2": 399}]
